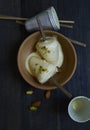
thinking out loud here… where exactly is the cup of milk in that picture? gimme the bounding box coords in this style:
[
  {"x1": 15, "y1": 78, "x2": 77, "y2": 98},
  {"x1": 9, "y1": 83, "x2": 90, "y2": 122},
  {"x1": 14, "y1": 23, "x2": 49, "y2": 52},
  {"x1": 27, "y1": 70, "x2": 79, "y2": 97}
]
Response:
[{"x1": 68, "y1": 96, "x2": 90, "y2": 123}]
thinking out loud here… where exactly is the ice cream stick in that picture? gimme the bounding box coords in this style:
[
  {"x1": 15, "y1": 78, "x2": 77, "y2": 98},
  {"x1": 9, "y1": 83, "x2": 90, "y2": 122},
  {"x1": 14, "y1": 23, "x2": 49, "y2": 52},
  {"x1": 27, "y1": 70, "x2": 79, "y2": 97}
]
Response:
[
  {"x1": 69, "y1": 38, "x2": 86, "y2": 47},
  {"x1": 51, "y1": 77, "x2": 72, "y2": 98},
  {"x1": 0, "y1": 15, "x2": 75, "y2": 29},
  {"x1": 16, "y1": 20, "x2": 25, "y2": 25},
  {"x1": 0, "y1": 15, "x2": 28, "y2": 21},
  {"x1": 60, "y1": 24, "x2": 73, "y2": 28},
  {"x1": 59, "y1": 20, "x2": 75, "y2": 24},
  {"x1": 0, "y1": 15, "x2": 75, "y2": 24},
  {"x1": 16, "y1": 19, "x2": 74, "y2": 29},
  {"x1": 36, "y1": 17, "x2": 46, "y2": 41}
]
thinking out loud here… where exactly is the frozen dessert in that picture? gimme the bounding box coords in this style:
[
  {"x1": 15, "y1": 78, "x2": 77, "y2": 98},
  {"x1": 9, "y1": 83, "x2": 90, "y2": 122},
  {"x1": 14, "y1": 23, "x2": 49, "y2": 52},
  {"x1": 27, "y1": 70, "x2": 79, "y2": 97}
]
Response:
[
  {"x1": 26, "y1": 54, "x2": 56, "y2": 83},
  {"x1": 36, "y1": 37, "x2": 63, "y2": 67},
  {"x1": 25, "y1": 36, "x2": 64, "y2": 84},
  {"x1": 25, "y1": 52, "x2": 40, "y2": 74}
]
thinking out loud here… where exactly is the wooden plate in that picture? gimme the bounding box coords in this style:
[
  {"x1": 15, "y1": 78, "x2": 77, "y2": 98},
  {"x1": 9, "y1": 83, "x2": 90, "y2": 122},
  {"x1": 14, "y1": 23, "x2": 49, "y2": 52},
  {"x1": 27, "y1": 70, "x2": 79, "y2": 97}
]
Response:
[{"x1": 17, "y1": 30, "x2": 77, "y2": 90}]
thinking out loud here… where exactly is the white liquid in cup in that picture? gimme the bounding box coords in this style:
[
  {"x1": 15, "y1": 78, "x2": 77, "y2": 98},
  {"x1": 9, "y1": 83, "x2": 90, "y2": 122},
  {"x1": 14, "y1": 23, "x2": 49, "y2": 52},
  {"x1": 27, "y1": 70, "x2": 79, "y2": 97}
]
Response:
[{"x1": 68, "y1": 96, "x2": 90, "y2": 123}]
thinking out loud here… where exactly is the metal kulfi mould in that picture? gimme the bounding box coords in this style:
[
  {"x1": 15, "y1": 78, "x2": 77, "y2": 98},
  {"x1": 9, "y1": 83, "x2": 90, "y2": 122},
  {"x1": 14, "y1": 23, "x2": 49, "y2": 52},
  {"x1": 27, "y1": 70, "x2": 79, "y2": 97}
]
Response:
[{"x1": 25, "y1": 7, "x2": 60, "y2": 31}]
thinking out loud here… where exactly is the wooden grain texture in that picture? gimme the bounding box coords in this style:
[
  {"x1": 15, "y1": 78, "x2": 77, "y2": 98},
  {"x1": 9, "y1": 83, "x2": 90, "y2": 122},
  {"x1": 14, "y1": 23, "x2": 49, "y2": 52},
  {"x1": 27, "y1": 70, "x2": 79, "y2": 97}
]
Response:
[{"x1": 0, "y1": 0, "x2": 90, "y2": 130}]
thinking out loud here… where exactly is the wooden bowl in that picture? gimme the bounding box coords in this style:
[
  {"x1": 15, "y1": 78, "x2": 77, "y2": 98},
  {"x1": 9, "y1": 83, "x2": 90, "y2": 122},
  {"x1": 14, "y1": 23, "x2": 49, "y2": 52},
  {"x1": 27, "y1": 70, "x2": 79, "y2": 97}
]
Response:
[{"x1": 17, "y1": 30, "x2": 77, "y2": 90}]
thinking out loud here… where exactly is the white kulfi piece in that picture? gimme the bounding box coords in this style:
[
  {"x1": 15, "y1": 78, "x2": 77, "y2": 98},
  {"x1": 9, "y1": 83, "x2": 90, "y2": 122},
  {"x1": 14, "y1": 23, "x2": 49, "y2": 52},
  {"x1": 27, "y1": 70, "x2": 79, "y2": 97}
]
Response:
[
  {"x1": 36, "y1": 36, "x2": 64, "y2": 69},
  {"x1": 25, "y1": 54, "x2": 56, "y2": 83},
  {"x1": 25, "y1": 52, "x2": 40, "y2": 74}
]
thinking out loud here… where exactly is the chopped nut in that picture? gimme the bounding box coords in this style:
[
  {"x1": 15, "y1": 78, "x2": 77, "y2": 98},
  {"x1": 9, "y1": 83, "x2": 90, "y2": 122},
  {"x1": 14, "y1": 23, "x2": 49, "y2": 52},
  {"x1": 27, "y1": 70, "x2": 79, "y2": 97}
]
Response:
[
  {"x1": 31, "y1": 101, "x2": 41, "y2": 107},
  {"x1": 39, "y1": 66, "x2": 48, "y2": 73},
  {"x1": 26, "y1": 90, "x2": 33, "y2": 95},
  {"x1": 29, "y1": 106, "x2": 37, "y2": 111},
  {"x1": 45, "y1": 90, "x2": 51, "y2": 99},
  {"x1": 35, "y1": 63, "x2": 38, "y2": 66},
  {"x1": 57, "y1": 66, "x2": 62, "y2": 72}
]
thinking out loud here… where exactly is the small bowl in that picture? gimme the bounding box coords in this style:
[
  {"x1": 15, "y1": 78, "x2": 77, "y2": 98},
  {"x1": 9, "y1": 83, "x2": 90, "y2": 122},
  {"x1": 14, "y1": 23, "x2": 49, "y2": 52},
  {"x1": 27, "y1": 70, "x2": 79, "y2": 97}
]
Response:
[{"x1": 17, "y1": 30, "x2": 77, "y2": 90}]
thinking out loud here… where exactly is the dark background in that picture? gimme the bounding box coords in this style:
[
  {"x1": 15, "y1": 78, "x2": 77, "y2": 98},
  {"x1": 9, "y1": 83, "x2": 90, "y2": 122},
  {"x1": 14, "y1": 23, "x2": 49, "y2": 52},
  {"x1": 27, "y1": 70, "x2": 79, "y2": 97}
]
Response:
[{"x1": 0, "y1": 0, "x2": 90, "y2": 130}]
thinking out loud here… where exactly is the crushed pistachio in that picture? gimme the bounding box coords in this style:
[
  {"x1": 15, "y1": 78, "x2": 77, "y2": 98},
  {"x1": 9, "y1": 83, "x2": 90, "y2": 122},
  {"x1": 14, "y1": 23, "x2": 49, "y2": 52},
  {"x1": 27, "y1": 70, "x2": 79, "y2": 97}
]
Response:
[
  {"x1": 29, "y1": 106, "x2": 37, "y2": 111},
  {"x1": 26, "y1": 90, "x2": 33, "y2": 95},
  {"x1": 39, "y1": 66, "x2": 48, "y2": 73},
  {"x1": 35, "y1": 63, "x2": 38, "y2": 66},
  {"x1": 47, "y1": 50, "x2": 50, "y2": 53},
  {"x1": 41, "y1": 46, "x2": 46, "y2": 49},
  {"x1": 32, "y1": 65, "x2": 48, "y2": 74},
  {"x1": 40, "y1": 46, "x2": 51, "y2": 54}
]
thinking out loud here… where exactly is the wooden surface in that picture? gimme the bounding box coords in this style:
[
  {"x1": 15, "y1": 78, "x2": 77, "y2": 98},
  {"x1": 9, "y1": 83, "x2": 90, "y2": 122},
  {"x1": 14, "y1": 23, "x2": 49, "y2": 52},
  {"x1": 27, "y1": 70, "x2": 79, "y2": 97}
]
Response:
[{"x1": 0, "y1": 0, "x2": 90, "y2": 130}]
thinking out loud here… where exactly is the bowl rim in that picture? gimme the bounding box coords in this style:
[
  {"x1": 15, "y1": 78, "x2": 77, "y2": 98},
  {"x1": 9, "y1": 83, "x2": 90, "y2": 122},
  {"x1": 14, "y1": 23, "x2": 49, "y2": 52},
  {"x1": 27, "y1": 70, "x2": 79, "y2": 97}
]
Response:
[{"x1": 17, "y1": 30, "x2": 77, "y2": 90}]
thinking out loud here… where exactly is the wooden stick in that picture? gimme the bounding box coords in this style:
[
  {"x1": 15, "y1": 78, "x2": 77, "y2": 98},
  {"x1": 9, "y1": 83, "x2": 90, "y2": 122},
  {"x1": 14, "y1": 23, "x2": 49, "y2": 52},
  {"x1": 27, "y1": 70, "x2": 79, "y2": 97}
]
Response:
[
  {"x1": 16, "y1": 19, "x2": 74, "y2": 29},
  {"x1": 0, "y1": 15, "x2": 75, "y2": 24},
  {"x1": 16, "y1": 20, "x2": 74, "y2": 29},
  {"x1": 36, "y1": 17, "x2": 46, "y2": 41},
  {"x1": 0, "y1": 15, "x2": 75, "y2": 29},
  {"x1": 0, "y1": 15, "x2": 28, "y2": 21},
  {"x1": 51, "y1": 77, "x2": 72, "y2": 98},
  {"x1": 16, "y1": 20, "x2": 25, "y2": 25},
  {"x1": 60, "y1": 24, "x2": 73, "y2": 29},
  {"x1": 69, "y1": 38, "x2": 86, "y2": 47},
  {"x1": 59, "y1": 20, "x2": 75, "y2": 24}
]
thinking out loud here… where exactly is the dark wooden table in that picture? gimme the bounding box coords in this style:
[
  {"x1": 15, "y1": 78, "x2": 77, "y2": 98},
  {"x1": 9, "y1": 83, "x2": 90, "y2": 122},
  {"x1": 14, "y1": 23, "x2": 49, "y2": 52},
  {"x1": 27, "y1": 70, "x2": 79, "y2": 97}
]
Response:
[{"x1": 0, "y1": 0, "x2": 90, "y2": 130}]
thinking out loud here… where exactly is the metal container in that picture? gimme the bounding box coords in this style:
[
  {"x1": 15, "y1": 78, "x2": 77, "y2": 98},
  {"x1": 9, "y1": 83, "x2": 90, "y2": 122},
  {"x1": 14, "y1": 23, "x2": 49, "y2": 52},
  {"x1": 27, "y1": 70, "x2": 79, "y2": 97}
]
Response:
[{"x1": 25, "y1": 7, "x2": 60, "y2": 32}]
